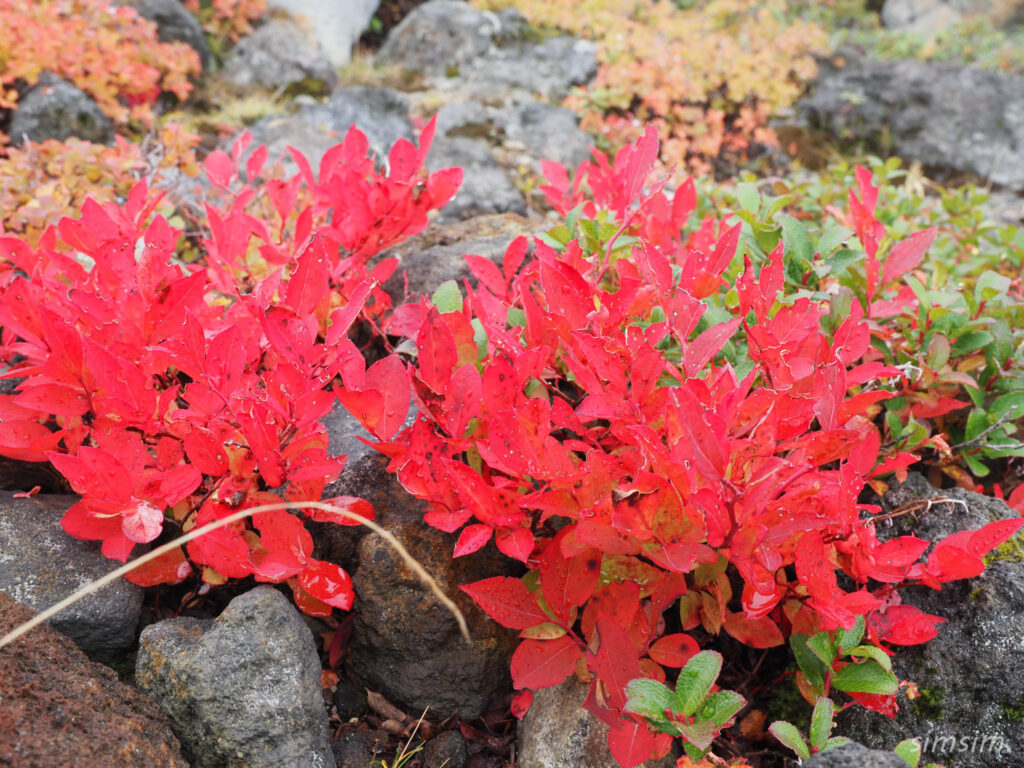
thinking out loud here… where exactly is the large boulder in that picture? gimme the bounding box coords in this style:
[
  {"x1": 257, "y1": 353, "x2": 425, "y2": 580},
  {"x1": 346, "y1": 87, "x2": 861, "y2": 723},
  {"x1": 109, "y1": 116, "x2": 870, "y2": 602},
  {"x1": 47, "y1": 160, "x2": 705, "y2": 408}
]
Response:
[
  {"x1": 267, "y1": 0, "x2": 379, "y2": 67},
  {"x1": 136, "y1": 586, "x2": 335, "y2": 768},
  {"x1": 0, "y1": 591, "x2": 187, "y2": 768},
  {"x1": 378, "y1": 1, "x2": 597, "y2": 100},
  {"x1": 343, "y1": 519, "x2": 520, "y2": 720},
  {"x1": 426, "y1": 136, "x2": 528, "y2": 221},
  {"x1": 835, "y1": 474, "x2": 1024, "y2": 767},
  {"x1": 798, "y1": 51, "x2": 1024, "y2": 190},
  {"x1": 222, "y1": 18, "x2": 339, "y2": 94},
  {"x1": 0, "y1": 492, "x2": 143, "y2": 662},
  {"x1": 8, "y1": 74, "x2": 114, "y2": 148},
  {"x1": 882, "y1": 0, "x2": 1024, "y2": 34}
]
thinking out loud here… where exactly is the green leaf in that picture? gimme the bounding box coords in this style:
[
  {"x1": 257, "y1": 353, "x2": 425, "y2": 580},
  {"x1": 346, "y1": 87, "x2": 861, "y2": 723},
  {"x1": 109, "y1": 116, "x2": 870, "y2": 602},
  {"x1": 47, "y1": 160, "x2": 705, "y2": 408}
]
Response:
[
  {"x1": 818, "y1": 225, "x2": 855, "y2": 256},
  {"x1": 824, "y1": 736, "x2": 854, "y2": 752},
  {"x1": 736, "y1": 182, "x2": 761, "y2": 213},
  {"x1": 683, "y1": 741, "x2": 709, "y2": 762},
  {"x1": 975, "y1": 270, "x2": 1011, "y2": 306},
  {"x1": 964, "y1": 449, "x2": 991, "y2": 477},
  {"x1": 809, "y1": 697, "x2": 834, "y2": 752},
  {"x1": 431, "y1": 280, "x2": 462, "y2": 313},
  {"x1": 845, "y1": 644, "x2": 893, "y2": 674},
  {"x1": 824, "y1": 248, "x2": 864, "y2": 278},
  {"x1": 769, "y1": 721, "x2": 810, "y2": 760},
  {"x1": 675, "y1": 651, "x2": 723, "y2": 718},
  {"x1": 831, "y1": 660, "x2": 899, "y2": 694},
  {"x1": 791, "y1": 634, "x2": 827, "y2": 688},
  {"x1": 894, "y1": 738, "x2": 923, "y2": 767},
  {"x1": 624, "y1": 678, "x2": 675, "y2": 721},
  {"x1": 806, "y1": 632, "x2": 835, "y2": 668},
  {"x1": 837, "y1": 617, "x2": 865, "y2": 653},
  {"x1": 698, "y1": 690, "x2": 746, "y2": 728},
  {"x1": 778, "y1": 214, "x2": 814, "y2": 277},
  {"x1": 677, "y1": 719, "x2": 720, "y2": 751},
  {"x1": 950, "y1": 330, "x2": 995, "y2": 357}
]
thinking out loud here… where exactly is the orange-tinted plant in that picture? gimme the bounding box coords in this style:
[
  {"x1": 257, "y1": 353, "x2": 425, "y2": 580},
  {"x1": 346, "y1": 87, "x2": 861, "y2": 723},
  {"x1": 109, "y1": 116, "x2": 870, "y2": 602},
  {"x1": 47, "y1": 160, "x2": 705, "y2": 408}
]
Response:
[
  {"x1": 0, "y1": 0, "x2": 200, "y2": 137},
  {"x1": 0, "y1": 124, "x2": 201, "y2": 246},
  {"x1": 184, "y1": 0, "x2": 267, "y2": 47},
  {"x1": 472, "y1": 0, "x2": 826, "y2": 176}
]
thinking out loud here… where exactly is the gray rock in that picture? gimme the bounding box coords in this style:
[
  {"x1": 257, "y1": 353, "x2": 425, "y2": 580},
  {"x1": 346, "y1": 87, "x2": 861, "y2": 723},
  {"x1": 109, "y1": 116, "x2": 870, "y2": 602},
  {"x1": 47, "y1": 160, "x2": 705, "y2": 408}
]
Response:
[
  {"x1": 343, "y1": 520, "x2": 519, "y2": 720},
  {"x1": 243, "y1": 113, "x2": 341, "y2": 176},
  {"x1": 803, "y1": 743, "x2": 909, "y2": 768},
  {"x1": 517, "y1": 677, "x2": 678, "y2": 768},
  {"x1": 835, "y1": 473, "x2": 1024, "y2": 768},
  {"x1": 267, "y1": 0, "x2": 379, "y2": 67},
  {"x1": 298, "y1": 86, "x2": 416, "y2": 160},
  {"x1": 379, "y1": 213, "x2": 541, "y2": 304},
  {"x1": 427, "y1": 136, "x2": 526, "y2": 220},
  {"x1": 378, "y1": 1, "x2": 596, "y2": 100},
  {"x1": 882, "y1": 0, "x2": 1024, "y2": 33},
  {"x1": 222, "y1": 18, "x2": 339, "y2": 94},
  {"x1": 421, "y1": 730, "x2": 468, "y2": 768},
  {"x1": 798, "y1": 52, "x2": 1024, "y2": 190},
  {"x1": 9, "y1": 74, "x2": 114, "y2": 148},
  {"x1": 0, "y1": 493, "x2": 142, "y2": 662},
  {"x1": 136, "y1": 586, "x2": 335, "y2": 768},
  {"x1": 434, "y1": 100, "x2": 491, "y2": 138},
  {"x1": 377, "y1": 1, "x2": 501, "y2": 79},
  {"x1": 494, "y1": 100, "x2": 591, "y2": 169},
  {"x1": 117, "y1": 0, "x2": 212, "y2": 73}
]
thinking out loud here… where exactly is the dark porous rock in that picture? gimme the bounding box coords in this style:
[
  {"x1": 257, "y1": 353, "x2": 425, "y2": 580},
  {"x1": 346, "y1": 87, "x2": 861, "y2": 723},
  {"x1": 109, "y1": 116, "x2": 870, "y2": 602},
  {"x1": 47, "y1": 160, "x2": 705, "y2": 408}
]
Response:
[
  {"x1": 333, "y1": 679, "x2": 369, "y2": 721},
  {"x1": 0, "y1": 591, "x2": 187, "y2": 768},
  {"x1": 427, "y1": 136, "x2": 527, "y2": 221},
  {"x1": 803, "y1": 742, "x2": 909, "y2": 768},
  {"x1": 116, "y1": 0, "x2": 212, "y2": 73},
  {"x1": 0, "y1": 493, "x2": 142, "y2": 662},
  {"x1": 8, "y1": 73, "x2": 114, "y2": 148},
  {"x1": 422, "y1": 730, "x2": 469, "y2": 768},
  {"x1": 835, "y1": 473, "x2": 1024, "y2": 767},
  {"x1": 517, "y1": 677, "x2": 678, "y2": 768},
  {"x1": 344, "y1": 520, "x2": 520, "y2": 720},
  {"x1": 136, "y1": 586, "x2": 335, "y2": 768},
  {"x1": 315, "y1": 400, "x2": 422, "y2": 572},
  {"x1": 222, "y1": 18, "x2": 340, "y2": 94},
  {"x1": 380, "y1": 213, "x2": 541, "y2": 305},
  {"x1": 797, "y1": 51, "x2": 1024, "y2": 191},
  {"x1": 494, "y1": 100, "x2": 591, "y2": 169},
  {"x1": 377, "y1": 0, "x2": 501, "y2": 80},
  {"x1": 332, "y1": 731, "x2": 375, "y2": 768}
]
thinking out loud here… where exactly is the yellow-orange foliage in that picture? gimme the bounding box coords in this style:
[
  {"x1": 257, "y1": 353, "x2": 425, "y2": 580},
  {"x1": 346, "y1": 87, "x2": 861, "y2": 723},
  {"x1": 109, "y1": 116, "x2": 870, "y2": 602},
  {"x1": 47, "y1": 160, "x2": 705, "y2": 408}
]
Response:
[{"x1": 472, "y1": 0, "x2": 827, "y2": 175}]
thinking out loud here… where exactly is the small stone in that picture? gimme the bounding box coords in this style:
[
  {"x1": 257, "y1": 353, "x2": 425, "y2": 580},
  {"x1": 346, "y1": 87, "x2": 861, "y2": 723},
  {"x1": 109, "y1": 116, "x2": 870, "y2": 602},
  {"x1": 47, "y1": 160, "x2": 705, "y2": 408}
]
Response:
[{"x1": 421, "y1": 730, "x2": 468, "y2": 768}]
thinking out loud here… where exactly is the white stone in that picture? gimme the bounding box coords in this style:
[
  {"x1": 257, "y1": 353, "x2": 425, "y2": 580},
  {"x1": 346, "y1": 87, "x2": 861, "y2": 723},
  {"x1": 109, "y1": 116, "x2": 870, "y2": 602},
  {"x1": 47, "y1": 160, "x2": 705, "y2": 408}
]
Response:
[{"x1": 266, "y1": 0, "x2": 380, "y2": 68}]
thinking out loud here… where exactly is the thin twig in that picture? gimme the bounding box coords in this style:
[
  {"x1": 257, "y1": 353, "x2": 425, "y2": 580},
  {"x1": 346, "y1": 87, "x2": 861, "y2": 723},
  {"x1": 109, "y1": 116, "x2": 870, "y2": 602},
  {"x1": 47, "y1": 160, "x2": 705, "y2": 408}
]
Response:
[
  {"x1": 950, "y1": 405, "x2": 1019, "y2": 452},
  {"x1": 0, "y1": 500, "x2": 470, "y2": 651},
  {"x1": 866, "y1": 497, "x2": 968, "y2": 526}
]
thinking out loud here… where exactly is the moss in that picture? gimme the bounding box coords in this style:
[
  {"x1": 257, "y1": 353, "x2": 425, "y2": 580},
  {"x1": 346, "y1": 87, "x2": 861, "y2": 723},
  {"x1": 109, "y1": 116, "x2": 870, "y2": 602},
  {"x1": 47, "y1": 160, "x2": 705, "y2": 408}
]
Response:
[
  {"x1": 912, "y1": 685, "x2": 946, "y2": 720},
  {"x1": 983, "y1": 533, "x2": 1024, "y2": 566},
  {"x1": 1002, "y1": 703, "x2": 1024, "y2": 723},
  {"x1": 969, "y1": 587, "x2": 983, "y2": 601},
  {"x1": 761, "y1": 673, "x2": 814, "y2": 727}
]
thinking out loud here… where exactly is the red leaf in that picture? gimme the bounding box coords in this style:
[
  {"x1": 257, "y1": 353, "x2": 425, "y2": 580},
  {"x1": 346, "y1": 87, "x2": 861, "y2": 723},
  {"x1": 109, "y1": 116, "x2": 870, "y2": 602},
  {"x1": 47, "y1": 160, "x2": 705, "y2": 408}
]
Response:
[
  {"x1": 326, "y1": 280, "x2": 376, "y2": 346},
  {"x1": 461, "y1": 576, "x2": 549, "y2": 629},
  {"x1": 967, "y1": 517, "x2": 1024, "y2": 559},
  {"x1": 607, "y1": 718, "x2": 657, "y2": 768},
  {"x1": 722, "y1": 612, "x2": 785, "y2": 648},
  {"x1": 539, "y1": 536, "x2": 602, "y2": 620},
  {"x1": 647, "y1": 633, "x2": 700, "y2": 667},
  {"x1": 586, "y1": 612, "x2": 641, "y2": 711},
  {"x1": 298, "y1": 560, "x2": 354, "y2": 611},
  {"x1": 510, "y1": 635, "x2": 583, "y2": 689},
  {"x1": 423, "y1": 505, "x2": 473, "y2": 533},
  {"x1": 285, "y1": 234, "x2": 331, "y2": 317},
  {"x1": 121, "y1": 499, "x2": 165, "y2": 544},
  {"x1": 365, "y1": 355, "x2": 412, "y2": 442},
  {"x1": 881, "y1": 228, "x2": 936, "y2": 288},
  {"x1": 204, "y1": 149, "x2": 234, "y2": 188},
  {"x1": 510, "y1": 689, "x2": 534, "y2": 718},
  {"x1": 454, "y1": 523, "x2": 492, "y2": 557},
  {"x1": 495, "y1": 527, "x2": 534, "y2": 563},
  {"x1": 416, "y1": 307, "x2": 458, "y2": 393},
  {"x1": 311, "y1": 496, "x2": 375, "y2": 526},
  {"x1": 123, "y1": 546, "x2": 192, "y2": 587},
  {"x1": 869, "y1": 605, "x2": 945, "y2": 646}
]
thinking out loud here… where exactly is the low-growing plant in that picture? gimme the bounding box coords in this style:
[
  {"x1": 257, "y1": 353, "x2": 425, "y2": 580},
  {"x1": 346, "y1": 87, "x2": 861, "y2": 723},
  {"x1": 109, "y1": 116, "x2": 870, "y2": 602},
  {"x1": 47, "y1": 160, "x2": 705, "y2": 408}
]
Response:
[
  {"x1": 183, "y1": 0, "x2": 267, "y2": 56},
  {"x1": 335, "y1": 128, "x2": 1024, "y2": 765},
  {"x1": 0, "y1": 119, "x2": 460, "y2": 613},
  {"x1": 0, "y1": 0, "x2": 199, "y2": 138}
]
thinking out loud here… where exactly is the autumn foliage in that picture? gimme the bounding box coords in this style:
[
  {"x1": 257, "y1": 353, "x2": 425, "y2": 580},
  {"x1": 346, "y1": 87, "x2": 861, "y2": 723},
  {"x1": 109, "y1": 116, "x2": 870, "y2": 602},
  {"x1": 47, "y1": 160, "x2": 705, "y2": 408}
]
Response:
[
  {"x1": 0, "y1": 0, "x2": 200, "y2": 139},
  {"x1": 0, "y1": 120, "x2": 460, "y2": 613},
  {"x1": 335, "y1": 128, "x2": 1024, "y2": 765}
]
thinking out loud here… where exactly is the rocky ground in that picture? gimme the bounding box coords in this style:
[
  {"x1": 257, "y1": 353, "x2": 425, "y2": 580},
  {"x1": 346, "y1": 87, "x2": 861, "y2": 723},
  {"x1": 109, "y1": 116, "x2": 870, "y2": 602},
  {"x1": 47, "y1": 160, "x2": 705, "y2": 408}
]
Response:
[{"x1": 1, "y1": 1, "x2": 1024, "y2": 767}]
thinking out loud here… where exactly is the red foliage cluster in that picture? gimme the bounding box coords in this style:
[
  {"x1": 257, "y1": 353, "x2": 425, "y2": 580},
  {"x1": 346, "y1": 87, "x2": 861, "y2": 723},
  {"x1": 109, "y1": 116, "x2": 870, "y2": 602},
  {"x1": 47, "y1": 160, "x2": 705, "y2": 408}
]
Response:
[
  {"x1": 340, "y1": 128, "x2": 1024, "y2": 766},
  {"x1": 0, "y1": 120, "x2": 460, "y2": 614}
]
